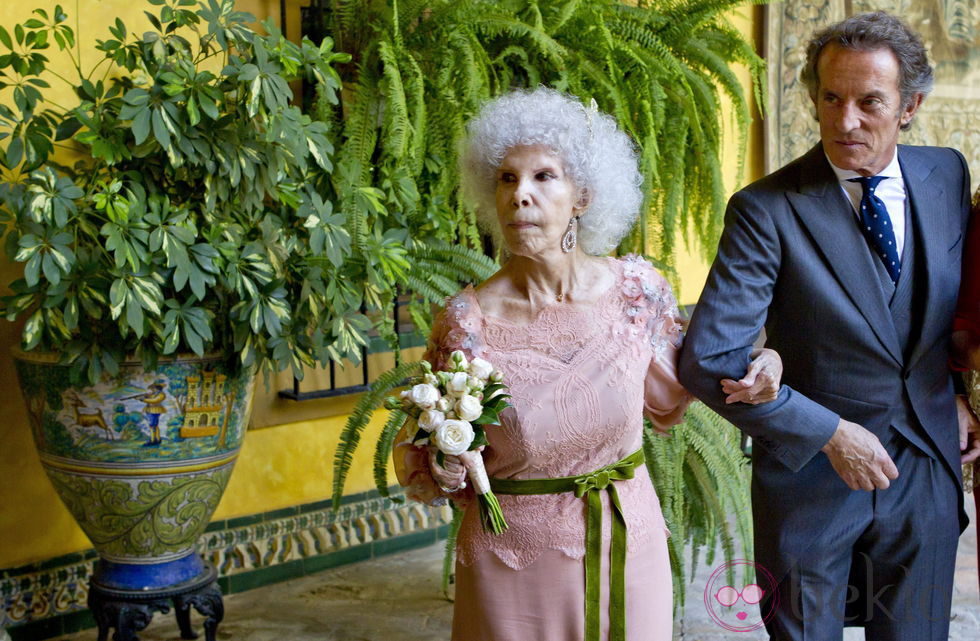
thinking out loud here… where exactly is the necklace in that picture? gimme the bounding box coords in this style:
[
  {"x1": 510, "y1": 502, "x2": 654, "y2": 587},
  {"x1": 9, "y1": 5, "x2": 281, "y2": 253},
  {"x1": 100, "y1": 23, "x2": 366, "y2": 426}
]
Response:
[{"x1": 524, "y1": 283, "x2": 567, "y2": 302}]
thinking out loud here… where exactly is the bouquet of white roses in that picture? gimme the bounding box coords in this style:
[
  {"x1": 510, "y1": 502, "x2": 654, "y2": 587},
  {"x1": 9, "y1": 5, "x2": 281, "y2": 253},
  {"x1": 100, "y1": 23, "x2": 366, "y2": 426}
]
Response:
[{"x1": 385, "y1": 350, "x2": 510, "y2": 534}]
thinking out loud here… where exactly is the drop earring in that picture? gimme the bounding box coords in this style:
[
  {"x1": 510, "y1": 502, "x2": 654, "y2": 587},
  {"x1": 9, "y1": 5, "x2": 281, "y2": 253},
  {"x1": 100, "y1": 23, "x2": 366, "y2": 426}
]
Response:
[{"x1": 561, "y1": 216, "x2": 579, "y2": 253}]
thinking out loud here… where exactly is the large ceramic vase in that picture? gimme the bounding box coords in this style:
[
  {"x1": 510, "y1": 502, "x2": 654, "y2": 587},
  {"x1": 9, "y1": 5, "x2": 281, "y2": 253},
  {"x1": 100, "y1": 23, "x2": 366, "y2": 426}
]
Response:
[{"x1": 13, "y1": 350, "x2": 255, "y2": 591}]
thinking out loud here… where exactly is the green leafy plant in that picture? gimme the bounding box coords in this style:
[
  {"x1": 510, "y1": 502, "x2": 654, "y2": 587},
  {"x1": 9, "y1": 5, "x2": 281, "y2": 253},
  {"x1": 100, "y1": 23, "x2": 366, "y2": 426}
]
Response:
[
  {"x1": 0, "y1": 0, "x2": 355, "y2": 383},
  {"x1": 312, "y1": 0, "x2": 764, "y2": 279}
]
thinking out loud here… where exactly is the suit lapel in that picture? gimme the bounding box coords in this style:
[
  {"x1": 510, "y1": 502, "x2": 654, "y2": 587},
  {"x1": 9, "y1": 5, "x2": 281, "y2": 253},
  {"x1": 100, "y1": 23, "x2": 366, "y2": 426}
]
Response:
[
  {"x1": 787, "y1": 146, "x2": 904, "y2": 365},
  {"x1": 902, "y1": 149, "x2": 946, "y2": 370}
]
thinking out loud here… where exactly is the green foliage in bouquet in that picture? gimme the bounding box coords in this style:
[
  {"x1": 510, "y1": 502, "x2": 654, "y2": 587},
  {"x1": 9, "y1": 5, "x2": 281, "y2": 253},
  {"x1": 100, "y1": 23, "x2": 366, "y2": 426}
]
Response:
[
  {"x1": 313, "y1": 0, "x2": 764, "y2": 286},
  {"x1": 0, "y1": 0, "x2": 355, "y2": 383},
  {"x1": 643, "y1": 402, "x2": 752, "y2": 611}
]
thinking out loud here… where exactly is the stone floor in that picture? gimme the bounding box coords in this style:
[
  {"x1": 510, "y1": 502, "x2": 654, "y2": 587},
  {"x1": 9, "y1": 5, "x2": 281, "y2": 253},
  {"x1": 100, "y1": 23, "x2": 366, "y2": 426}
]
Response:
[{"x1": 57, "y1": 499, "x2": 979, "y2": 641}]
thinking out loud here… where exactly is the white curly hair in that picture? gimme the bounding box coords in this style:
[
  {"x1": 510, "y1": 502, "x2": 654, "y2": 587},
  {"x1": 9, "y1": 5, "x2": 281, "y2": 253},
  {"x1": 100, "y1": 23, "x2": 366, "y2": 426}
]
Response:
[{"x1": 458, "y1": 87, "x2": 643, "y2": 256}]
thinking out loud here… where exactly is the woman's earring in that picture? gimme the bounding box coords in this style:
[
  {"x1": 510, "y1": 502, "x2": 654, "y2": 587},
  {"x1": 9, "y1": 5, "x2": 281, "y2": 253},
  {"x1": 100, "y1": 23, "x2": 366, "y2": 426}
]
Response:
[{"x1": 561, "y1": 217, "x2": 578, "y2": 253}]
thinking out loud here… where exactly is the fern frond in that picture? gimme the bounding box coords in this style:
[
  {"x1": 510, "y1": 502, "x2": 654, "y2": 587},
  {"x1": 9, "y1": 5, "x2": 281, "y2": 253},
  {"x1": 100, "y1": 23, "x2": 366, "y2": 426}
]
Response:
[
  {"x1": 331, "y1": 359, "x2": 423, "y2": 507},
  {"x1": 373, "y1": 408, "x2": 408, "y2": 497}
]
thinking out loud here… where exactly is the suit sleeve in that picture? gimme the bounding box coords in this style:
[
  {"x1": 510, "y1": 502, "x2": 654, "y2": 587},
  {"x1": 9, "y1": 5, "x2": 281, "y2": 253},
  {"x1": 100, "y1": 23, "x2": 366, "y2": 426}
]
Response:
[{"x1": 677, "y1": 190, "x2": 840, "y2": 472}]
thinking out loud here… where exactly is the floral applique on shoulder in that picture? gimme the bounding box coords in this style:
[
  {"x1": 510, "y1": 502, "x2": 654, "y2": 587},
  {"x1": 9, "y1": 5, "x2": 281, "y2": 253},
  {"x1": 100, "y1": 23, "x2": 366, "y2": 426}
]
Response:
[
  {"x1": 618, "y1": 254, "x2": 683, "y2": 358},
  {"x1": 424, "y1": 286, "x2": 487, "y2": 371}
]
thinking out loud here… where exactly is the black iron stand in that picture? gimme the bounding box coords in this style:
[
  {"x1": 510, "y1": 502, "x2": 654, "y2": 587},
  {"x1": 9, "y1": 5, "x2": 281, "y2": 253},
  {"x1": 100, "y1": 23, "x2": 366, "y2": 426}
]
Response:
[{"x1": 87, "y1": 562, "x2": 223, "y2": 641}]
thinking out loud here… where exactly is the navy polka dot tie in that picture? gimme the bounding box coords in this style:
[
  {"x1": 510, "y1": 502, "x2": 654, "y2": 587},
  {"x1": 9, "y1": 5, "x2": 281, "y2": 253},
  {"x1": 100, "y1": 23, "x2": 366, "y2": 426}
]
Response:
[{"x1": 849, "y1": 176, "x2": 901, "y2": 284}]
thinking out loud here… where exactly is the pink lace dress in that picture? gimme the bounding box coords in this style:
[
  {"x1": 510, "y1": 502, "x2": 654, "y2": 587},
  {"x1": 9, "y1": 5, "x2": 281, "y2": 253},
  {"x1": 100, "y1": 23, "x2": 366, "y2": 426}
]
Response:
[{"x1": 395, "y1": 255, "x2": 691, "y2": 641}]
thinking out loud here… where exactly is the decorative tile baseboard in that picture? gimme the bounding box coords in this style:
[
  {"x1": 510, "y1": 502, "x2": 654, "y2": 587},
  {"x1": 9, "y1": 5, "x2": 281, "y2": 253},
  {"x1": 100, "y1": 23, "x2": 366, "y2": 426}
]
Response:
[{"x1": 1, "y1": 489, "x2": 452, "y2": 640}]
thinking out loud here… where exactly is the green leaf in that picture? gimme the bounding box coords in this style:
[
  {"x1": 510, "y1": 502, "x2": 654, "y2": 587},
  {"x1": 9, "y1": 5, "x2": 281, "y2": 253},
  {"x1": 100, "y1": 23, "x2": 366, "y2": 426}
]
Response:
[
  {"x1": 22, "y1": 309, "x2": 43, "y2": 350},
  {"x1": 55, "y1": 117, "x2": 82, "y2": 141},
  {"x1": 24, "y1": 253, "x2": 41, "y2": 286},
  {"x1": 132, "y1": 108, "x2": 151, "y2": 144},
  {"x1": 151, "y1": 108, "x2": 170, "y2": 148}
]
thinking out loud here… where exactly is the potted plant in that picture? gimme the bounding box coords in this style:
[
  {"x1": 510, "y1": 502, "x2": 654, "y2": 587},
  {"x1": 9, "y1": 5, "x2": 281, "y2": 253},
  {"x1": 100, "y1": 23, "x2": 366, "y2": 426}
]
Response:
[{"x1": 0, "y1": 0, "x2": 350, "y2": 592}]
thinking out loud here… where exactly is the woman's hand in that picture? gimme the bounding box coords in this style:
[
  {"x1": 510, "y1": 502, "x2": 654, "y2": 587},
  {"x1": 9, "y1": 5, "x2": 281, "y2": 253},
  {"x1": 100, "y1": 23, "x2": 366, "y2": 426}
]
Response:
[
  {"x1": 428, "y1": 446, "x2": 467, "y2": 492},
  {"x1": 720, "y1": 348, "x2": 783, "y2": 405}
]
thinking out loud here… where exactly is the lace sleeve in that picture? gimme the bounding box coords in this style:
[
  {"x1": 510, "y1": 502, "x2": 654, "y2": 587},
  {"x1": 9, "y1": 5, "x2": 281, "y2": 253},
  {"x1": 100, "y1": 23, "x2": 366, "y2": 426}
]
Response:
[
  {"x1": 394, "y1": 288, "x2": 481, "y2": 506},
  {"x1": 620, "y1": 255, "x2": 692, "y2": 431}
]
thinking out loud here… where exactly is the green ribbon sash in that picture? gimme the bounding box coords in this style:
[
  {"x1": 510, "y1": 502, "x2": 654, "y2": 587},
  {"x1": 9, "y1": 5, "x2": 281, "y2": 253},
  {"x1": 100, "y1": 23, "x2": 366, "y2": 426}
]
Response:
[{"x1": 489, "y1": 448, "x2": 644, "y2": 641}]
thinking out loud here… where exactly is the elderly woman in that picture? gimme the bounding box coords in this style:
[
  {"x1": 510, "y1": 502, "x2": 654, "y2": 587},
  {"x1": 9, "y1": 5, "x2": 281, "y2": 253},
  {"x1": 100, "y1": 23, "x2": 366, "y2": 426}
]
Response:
[{"x1": 395, "y1": 88, "x2": 781, "y2": 641}]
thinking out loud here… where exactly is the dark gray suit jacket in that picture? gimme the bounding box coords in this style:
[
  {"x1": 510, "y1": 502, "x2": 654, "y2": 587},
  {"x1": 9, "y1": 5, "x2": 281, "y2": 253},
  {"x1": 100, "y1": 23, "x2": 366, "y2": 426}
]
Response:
[{"x1": 678, "y1": 143, "x2": 972, "y2": 581}]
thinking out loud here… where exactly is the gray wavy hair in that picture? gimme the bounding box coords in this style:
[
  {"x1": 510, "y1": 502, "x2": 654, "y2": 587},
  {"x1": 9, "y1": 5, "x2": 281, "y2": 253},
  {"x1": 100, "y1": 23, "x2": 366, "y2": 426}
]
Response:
[
  {"x1": 458, "y1": 87, "x2": 643, "y2": 256},
  {"x1": 800, "y1": 11, "x2": 933, "y2": 131}
]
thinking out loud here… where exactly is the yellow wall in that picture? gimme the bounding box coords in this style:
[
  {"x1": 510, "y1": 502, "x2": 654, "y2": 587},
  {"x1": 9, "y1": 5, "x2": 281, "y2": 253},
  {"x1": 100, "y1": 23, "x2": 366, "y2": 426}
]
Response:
[
  {"x1": 675, "y1": 5, "x2": 764, "y2": 305},
  {"x1": 0, "y1": 0, "x2": 764, "y2": 568}
]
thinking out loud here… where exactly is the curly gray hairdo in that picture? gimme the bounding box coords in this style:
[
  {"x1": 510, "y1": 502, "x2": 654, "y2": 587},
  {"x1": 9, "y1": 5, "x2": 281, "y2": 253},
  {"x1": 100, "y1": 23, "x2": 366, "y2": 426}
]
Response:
[
  {"x1": 458, "y1": 87, "x2": 643, "y2": 256},
  {"x1": 800, "y1": 11, "x2": 933, "y2": 131}
]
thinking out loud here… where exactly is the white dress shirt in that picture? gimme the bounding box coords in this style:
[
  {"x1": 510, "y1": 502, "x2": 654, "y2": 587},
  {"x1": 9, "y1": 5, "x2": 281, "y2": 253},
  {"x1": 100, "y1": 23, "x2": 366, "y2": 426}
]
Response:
[{"x1": 827, "y1": 150, "x2": 907, "y2": 259}]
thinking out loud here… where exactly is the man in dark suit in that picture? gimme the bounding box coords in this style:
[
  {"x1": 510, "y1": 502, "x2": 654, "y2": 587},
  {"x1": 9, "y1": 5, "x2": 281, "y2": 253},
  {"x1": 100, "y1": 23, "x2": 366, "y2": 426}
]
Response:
[{"x1": 678, "y1": 11, "x2": 979, "y2": 640}]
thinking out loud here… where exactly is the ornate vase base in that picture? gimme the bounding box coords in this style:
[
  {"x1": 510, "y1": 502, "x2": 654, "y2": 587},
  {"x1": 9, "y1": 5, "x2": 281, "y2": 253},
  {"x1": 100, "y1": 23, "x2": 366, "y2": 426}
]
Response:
[
  {"x1": 94, "y1": 553, "x2": 206, "y2": 591},
  {"x1": 87, "y1": 562, "x2": 223, "y2": 641}
]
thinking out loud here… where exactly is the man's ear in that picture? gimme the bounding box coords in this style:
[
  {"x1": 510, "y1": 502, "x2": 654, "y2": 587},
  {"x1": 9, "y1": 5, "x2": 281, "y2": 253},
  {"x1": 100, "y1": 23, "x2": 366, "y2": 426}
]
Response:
[
  {"x1": 574, "y1": 188, "x2": 591, "y2": 212},
  {"x1": 900, "y1": 93, "x2": 924, "y2": 127}
]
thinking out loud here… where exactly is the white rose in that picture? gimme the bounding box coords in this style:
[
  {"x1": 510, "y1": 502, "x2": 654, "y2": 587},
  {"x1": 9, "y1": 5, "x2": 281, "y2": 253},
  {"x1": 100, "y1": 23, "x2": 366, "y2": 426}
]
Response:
[
  {"x1": 447, "y1": 371, "x2": 470, "y2": 395},
  {"x1": 432, "y1": 419, "x2": 475, "y2": 456},
  {"x1": 468, "y1": 357, "x2": 494, "y2": 380},
  {"x1": 417, "y1": 409, "x2": 445, "y2": 433},
  {"x1": 467, "y1": 376, "x2": 484, "y2": 391},
  {"x1": 423, "y1": 373, "x2": 439, "y2": 386},
  {"x1": 436, "y1": 397, "x2": 451, "y2": 413},
  {"x1": 450, "y1": 350, "x2": 468, "y2": 371},
  {"x1": 408, "y1": 383, "x2": 440, "y2": 409},
  {"x1": 454, "y1": 394, "x2": 483, "y2": 422}
]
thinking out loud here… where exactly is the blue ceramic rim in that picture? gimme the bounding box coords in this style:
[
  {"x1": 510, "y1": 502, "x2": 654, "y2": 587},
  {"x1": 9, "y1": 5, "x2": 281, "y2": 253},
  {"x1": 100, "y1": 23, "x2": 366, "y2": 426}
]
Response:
[{"x1": 93, "y1": 552, "x2": 205, "y2": 590}]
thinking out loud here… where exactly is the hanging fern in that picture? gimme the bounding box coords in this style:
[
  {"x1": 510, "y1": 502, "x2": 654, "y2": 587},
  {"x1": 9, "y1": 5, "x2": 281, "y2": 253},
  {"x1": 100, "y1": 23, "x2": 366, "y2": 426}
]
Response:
[
  {"x1": 331, "y1": 359, "x2": 423, "y2": 506},
  {"x1": 644, "y1": 402, "x2": 752, "y2": 612},
  {"x1": 306, "y1": 0, "x2": 765, "y2": 343}
]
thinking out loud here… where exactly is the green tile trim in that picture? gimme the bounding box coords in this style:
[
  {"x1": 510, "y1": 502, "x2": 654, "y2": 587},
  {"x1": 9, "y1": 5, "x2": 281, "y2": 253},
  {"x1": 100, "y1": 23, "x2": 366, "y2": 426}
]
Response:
[
  {"x1": 223, "y1": 512, "x2": 264, "y2": 529},
  {"x1": 262, "y1": 505, "x2": 300, "y2": 521},
  {"x1": 301, "y1": 542, "x2": 373, "y2": 575},
  {"x1": 59, "y1": 610, "x2": 95, "y2": 635},
  {"x1": 226, "y1": 558, "x2": 306, "y2": 593},
  {"x1": 204, "y1": 518, "x2": 226, "y2": 533},
  {"x1": 371, "y1": 528, "x2": 437, "y2": 558}
]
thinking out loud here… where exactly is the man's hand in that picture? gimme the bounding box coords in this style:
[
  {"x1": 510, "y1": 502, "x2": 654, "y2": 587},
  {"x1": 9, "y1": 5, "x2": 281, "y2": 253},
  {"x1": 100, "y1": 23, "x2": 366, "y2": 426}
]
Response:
[
  {"x1": 955, "y1": 395, "x2": 980, "y2": 465},
  {"x1": 821, "y1": 419, "x2": 899, "y2": 491}
]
